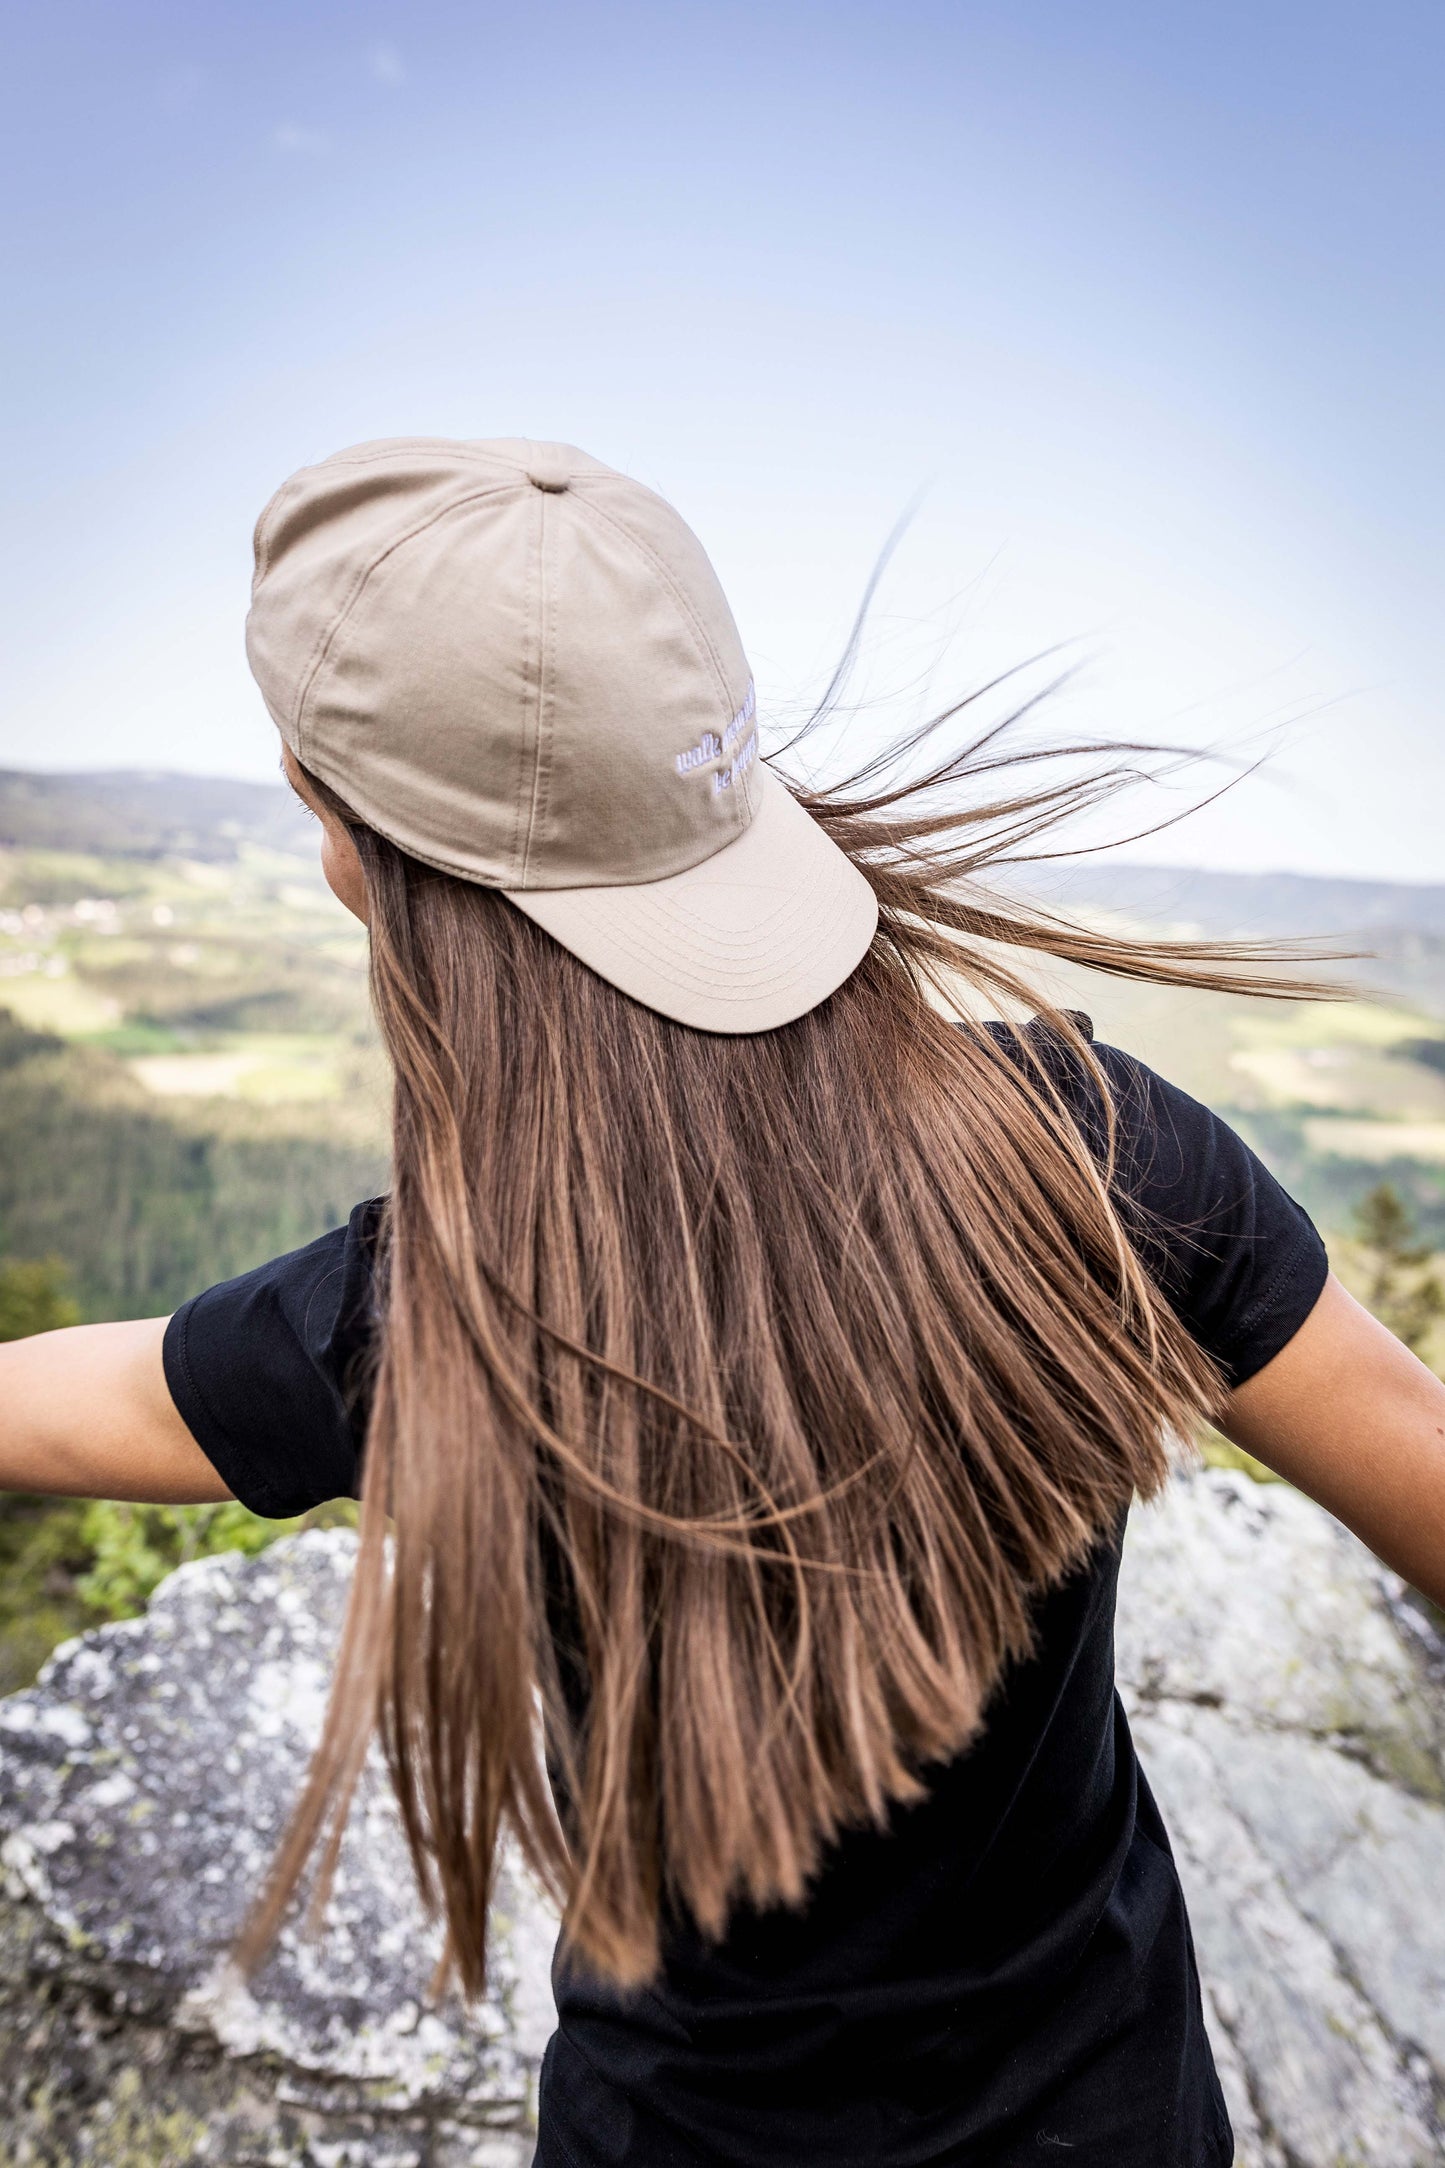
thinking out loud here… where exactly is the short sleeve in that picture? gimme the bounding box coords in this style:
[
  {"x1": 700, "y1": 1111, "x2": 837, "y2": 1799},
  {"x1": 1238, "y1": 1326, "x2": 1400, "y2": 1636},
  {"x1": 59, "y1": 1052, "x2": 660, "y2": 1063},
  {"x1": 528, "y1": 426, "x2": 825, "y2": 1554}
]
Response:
[
  {"x1": 1091, "y1": 1044, "x2": 1329, "y2": 1387},
  {"x1": 162, "y1": 1198, "x2": 385, "y2": 1518}
]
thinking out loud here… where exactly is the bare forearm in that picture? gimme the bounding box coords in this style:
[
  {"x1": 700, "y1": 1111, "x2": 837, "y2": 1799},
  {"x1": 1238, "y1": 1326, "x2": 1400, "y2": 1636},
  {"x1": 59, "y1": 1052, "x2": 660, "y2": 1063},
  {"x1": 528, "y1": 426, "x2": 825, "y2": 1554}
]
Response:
[
  {"x1": 1222, "y1": 1275, "x2": 1445, "y2": 1609},
  {"x1": 0, "y1": 1319, "x2": 232, "y2": 1504}
]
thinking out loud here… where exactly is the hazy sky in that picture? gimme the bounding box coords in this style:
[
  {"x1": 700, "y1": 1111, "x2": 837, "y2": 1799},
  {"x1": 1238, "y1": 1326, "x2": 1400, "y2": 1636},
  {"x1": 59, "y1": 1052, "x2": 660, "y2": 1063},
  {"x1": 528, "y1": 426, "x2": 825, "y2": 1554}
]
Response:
[{"x1": 2, "y1": 2, "x2": 1442, "y2": 879}]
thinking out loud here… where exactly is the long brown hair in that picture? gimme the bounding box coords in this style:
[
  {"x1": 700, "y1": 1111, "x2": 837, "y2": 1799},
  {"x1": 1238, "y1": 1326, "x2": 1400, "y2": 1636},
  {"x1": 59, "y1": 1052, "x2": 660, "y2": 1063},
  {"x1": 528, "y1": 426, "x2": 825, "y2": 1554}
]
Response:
[{"x1": 244, "y1": 684, "x2": 1328, "y2": 1992}]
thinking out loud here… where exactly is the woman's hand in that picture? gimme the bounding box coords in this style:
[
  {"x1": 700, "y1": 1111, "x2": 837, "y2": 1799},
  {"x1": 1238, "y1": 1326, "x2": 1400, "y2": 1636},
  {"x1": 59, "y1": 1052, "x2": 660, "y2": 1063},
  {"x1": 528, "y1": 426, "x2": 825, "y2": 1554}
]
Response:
[
  {"x1": 0, "y1": 1318, "x2": 232, "y2": 1504},
  {"x1": 1221, "y1": 1272, "x2": 1445, "y2": 1608}
]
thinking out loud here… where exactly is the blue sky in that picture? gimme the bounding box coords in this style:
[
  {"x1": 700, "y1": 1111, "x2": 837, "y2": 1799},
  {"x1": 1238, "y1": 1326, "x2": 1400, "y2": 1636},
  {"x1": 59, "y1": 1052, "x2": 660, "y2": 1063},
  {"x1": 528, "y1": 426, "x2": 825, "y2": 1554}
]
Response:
[{"x1": 2, "y1": 1, "x2": 1442, "y2": 879}]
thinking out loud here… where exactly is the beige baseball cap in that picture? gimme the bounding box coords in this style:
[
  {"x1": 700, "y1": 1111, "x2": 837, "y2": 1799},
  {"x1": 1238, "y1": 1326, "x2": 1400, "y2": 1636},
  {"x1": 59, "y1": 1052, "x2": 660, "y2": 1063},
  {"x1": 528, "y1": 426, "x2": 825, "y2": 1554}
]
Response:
[{"x1": 246, "y1": 437, "x2": 877, "y2": 1034}]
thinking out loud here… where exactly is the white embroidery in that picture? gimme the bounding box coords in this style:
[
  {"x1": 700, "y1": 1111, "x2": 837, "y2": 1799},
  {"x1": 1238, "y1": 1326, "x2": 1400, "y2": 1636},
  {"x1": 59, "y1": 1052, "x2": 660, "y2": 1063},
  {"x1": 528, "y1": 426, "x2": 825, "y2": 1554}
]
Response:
[
  {"x1": 675, "y1": 731, "x2": 722, "y2": 775},
  {"x1": 722, "y1": 681, "x2": 755, "y2": 750},
  {"x1": 712, "y1": 726, "x2": 758, "y2": 795},
  {"x1": 674, "y1": 682, "x2": 757, "y2": 785}
]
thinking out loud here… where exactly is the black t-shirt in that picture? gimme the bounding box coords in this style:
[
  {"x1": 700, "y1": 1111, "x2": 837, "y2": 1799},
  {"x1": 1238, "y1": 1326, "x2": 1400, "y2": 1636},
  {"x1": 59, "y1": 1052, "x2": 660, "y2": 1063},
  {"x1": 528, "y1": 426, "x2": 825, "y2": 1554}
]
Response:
[{"x1": 163, "y1": 1039, "x2": 1329, "y2": 2168}]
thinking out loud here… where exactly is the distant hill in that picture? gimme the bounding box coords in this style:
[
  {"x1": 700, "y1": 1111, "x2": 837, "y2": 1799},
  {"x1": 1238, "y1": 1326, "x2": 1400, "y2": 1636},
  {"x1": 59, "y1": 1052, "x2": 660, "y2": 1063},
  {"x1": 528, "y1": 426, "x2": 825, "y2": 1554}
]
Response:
[
  {"x1": 1024, "y1": 862, "x2": 1445, "y2": 1019},
  {"x1": 3, "y1": 768, "x2": 1441, "y2": 940},
  {"x1": 1044, "y1": 862, "x2": 1445, "y2": 941},
  {"x1": 0, "y1": 769, "x2": 312, "y2": 862}
]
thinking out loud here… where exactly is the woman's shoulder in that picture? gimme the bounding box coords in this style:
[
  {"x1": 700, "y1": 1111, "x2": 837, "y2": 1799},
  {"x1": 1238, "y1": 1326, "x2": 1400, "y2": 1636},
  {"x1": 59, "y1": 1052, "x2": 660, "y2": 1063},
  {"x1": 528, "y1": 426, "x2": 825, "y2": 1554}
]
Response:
[
  {"x1": 975, "y1": 1014, "x2": 1328, "y2": 1386},
  {"x1": 162, "y1": 1197, "x2": 387, "y2": 1521},
  {"x1": 978, "y1": 1011, "x2": 1231, "y2": 1161}
]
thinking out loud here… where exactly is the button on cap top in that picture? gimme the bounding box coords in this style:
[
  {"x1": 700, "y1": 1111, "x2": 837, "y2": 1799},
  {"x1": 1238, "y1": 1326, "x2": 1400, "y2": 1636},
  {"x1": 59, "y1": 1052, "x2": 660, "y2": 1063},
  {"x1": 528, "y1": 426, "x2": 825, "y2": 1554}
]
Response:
[{"x1": 524, "y1": 449, "x2": 571, "y2": 492}]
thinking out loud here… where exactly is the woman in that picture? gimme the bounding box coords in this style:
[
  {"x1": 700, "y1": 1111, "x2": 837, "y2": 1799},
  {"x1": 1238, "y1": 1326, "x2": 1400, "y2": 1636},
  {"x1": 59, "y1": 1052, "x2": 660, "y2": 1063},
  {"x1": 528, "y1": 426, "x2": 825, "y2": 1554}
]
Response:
[{"x1": 3, "y1": 438, "x2": 1442, "y2": 2168}]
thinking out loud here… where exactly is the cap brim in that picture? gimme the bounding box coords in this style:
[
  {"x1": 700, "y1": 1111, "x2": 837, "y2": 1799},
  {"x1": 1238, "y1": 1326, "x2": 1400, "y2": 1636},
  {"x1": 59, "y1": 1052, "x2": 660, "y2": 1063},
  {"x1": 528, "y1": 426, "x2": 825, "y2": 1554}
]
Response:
[{"x1": 504, "y1": 765, "x2": 878, "y2": 1034}]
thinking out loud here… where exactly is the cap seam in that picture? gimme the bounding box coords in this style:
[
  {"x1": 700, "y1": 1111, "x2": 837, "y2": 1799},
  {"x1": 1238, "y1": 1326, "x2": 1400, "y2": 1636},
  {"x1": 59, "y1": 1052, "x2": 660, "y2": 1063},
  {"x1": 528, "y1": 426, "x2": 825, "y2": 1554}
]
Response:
[
  {"x1": 510, "y1": 487, "x2": 539, "y2": 881},
  {"x1": 532, "y1": 892, "x2": 874, "y2": 984},
  {"x1": 308, "y1": 443, "x2": 549, "y2": 477},
  {"x1": 253, "y1": 453, "x2": 533, "y2": 598},
  {"x1": 292, "y1": 757, "x2": 790, "y2": 895},
  {"x1": 519, "y1": 490, "x2": 557, "y2": 884},
  {"x1": 567, "y1": 491, "x2": 752, "y2": 843},
  {"x1": 289, "y1": 481, "x2": 527, "y2": 756},
  {"x1": 252, "y1": 485, "x2": 290, "y2": 585},
  {"x1": 511, "y1": 872, "x2": 877, "y2": 1014},
  {"x1": 542, "y1": 857, "x2": 856, "y2": 968},
  {"x1": 280, "y1": 771, "x2": 763, "y2": 892},
  {"x1": 569, "y1": 490, "x2": 737, "y2": 717}
]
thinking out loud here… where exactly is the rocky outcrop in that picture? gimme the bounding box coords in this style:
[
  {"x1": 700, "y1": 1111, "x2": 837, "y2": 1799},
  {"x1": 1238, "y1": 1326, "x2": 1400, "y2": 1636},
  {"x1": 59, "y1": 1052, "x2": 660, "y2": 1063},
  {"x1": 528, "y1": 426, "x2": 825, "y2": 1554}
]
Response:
[
  {"x1": 0, "y1": 1531, "x2": 558, "y2": 2167},
  {"x1": 0, "y1": 1475, "x2": 1441, "y2": 2166},
  {"x1": 1117, "y1": 1469, "x2": 1445, "y2": 2167}
]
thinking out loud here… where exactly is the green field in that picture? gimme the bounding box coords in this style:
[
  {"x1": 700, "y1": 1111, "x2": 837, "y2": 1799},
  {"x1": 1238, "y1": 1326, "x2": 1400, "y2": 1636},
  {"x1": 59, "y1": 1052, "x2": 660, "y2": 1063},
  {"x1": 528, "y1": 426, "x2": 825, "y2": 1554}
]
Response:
[{"x1": 0, "y1": 775, "x2": 388, "y2": 1320}]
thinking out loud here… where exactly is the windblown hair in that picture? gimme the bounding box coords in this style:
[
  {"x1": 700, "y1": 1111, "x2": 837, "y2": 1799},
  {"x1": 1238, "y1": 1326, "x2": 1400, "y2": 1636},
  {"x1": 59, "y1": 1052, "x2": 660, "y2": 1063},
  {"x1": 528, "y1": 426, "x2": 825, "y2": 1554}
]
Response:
[{"x1": 243, "y1": 688, "x2": 1329, "y2": 1993}]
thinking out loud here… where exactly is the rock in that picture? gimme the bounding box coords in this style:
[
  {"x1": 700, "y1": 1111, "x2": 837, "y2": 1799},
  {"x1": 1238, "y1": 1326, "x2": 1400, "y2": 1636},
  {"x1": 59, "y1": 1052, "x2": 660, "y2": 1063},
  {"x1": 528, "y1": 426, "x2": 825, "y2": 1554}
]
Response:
[
  {"x1": 1, "y1": 1477, "x2": 1442, "y2": 2166},
  {"x1": 0, "y1": 1530, "x2": 559, "y2": 2166},
  {"x1": 1118, "y1": 1468, "x2": 1445, "y2": 2167}
]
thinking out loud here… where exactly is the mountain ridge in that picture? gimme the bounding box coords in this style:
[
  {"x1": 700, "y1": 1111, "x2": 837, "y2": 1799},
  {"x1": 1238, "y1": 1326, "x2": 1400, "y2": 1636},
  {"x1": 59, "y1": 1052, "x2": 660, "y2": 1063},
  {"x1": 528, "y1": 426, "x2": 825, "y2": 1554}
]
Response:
[{"x1": 2, "y1": 768, "x2": 1442, "y2": 942}]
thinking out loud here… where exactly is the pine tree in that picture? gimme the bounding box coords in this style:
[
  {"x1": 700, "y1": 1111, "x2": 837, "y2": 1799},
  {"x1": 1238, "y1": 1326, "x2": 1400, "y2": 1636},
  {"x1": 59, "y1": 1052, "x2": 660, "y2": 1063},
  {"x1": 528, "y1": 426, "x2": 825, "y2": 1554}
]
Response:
[{"x1": 1351, "y1": 1183, "x2": 1445, "y2": 1360}]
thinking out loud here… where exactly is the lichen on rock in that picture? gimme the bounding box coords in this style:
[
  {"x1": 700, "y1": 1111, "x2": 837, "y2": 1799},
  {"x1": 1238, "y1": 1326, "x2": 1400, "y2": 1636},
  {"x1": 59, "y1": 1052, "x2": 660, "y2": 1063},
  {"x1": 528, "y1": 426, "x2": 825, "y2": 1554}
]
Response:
[
  {"x1": 1118, "y1": 1469, "x2": 1445, "y2": 2167},
  {"x1": 0, "y1": 1531, "x2": 557, "y2": 2167}
]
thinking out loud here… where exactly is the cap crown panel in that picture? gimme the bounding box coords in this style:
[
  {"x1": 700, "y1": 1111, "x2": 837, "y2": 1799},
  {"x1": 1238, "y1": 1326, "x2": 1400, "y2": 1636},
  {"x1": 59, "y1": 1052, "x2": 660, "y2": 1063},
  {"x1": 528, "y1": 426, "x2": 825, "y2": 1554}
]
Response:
[
  {"x1": 521, "y1": 481, "x2": 754, "y2": 889},
  {"x1": 298, "y1": 490, "x2": 539, "y2": 885}
]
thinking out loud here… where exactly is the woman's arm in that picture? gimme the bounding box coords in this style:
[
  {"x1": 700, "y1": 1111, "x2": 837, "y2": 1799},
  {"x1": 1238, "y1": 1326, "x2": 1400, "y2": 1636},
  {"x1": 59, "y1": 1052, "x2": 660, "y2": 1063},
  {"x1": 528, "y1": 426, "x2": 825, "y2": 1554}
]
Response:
[
  {"x1": 0, "y1": 1318, "x2": 233, "y2": 1504},
  {"x1": 8, "y1": 1273, "x2": 1444, "y2": 1586},
  {"x1": 1221, "y1": 1271, "x2": 1445, "y2": 1608}
]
